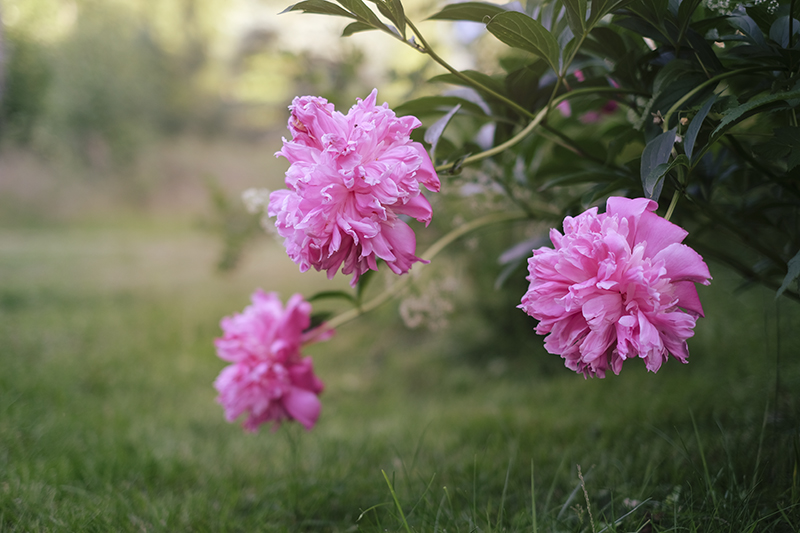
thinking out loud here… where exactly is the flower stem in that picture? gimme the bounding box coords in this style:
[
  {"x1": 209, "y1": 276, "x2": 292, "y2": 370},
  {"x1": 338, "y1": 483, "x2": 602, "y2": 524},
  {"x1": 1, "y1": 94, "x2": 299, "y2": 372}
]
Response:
[
  {"x1": 322, "y1": 211, "x2": 529, "y2": 331},
  {"x1": 661, "y1": 66, "x2": 778, "y2": 130},
  {"x1": 404, "y1": 17, "x2": 537, "y2": 121},
  {"x1": 664, "y1": 189, "x2": 680, "y2": 221},
  {"x1": 433, "y1": 87, "x2": 645, "y2": 173}
]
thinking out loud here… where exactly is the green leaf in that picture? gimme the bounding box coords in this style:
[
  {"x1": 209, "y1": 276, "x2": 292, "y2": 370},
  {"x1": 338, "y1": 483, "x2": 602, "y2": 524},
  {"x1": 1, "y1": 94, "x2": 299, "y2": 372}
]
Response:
[
  {"x1": 753, "y1": 127, "x2": 800, "y2": 170},
  {"x1": 338, "y1": 0, "x2": 391, "y2": 32},
  {"x1": 373, "y1": 0, "x2": 406, "y2": 38},
  {"x1": 676, "y1": 0, "x2": 703, "y2": 36},
  {"x1": 769, "y1": 16, "x2": 800, "y2": 49},
  {"x1": 342, "y1": 21, "x2": 377, "y2": 35},
  {"x1": 538, "y1": 169, "x2": 623, "y2": 191},
  {"x1": 427, "y1": 1, "x2": 507, "y2": 22},
  {"x1": 308, "y1": 311, "x2": 335, "y2": 330},
  {"x1": 588, "y1": 0, "x2": 632, "y2": 27},
  {"x1": 307, "y1": 291, "x2": 358, "y2": 305},
  {"x1": 711, "y1": 88, "x2": 800, "y2": 137},
  {"x1": 486, "y1": 12, "x2": 560, "y2": 72},
  {"x1": 777, "y1": 248, "x2": 800, "y2": 299},
  {"x1": 394, "y1": 95, "x2": 489, "y2": 118},
  {"x1": 563, "y1": 0, "x2": 587, "y2": 36},
  {"x1": 685, "y1": 93, "x2": 717, "y2": 162},
  {"x1": 728, "y1": 13, "x2": 767, "y2": 47},
  {"x1": 640, "y1": 128, "x2": 677, "y2": 200},
  {"x1": 424, "y1": 104, "x2": 461, "y2": 162},
  {"x1": 281, "y1": 0, "x2": 357, "y2": 19},
  {"x1": 642, "y1": 153, "x2": 689, "y2": 201},
  {"x1": 580, "y1": 177, "x2": 630, "y2": 205}
]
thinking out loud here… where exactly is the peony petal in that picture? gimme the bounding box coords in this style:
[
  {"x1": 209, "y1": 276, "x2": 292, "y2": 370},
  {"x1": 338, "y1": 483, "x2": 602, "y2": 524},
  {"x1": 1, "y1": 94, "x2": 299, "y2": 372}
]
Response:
[
  {"x1": 654, "y1": 243, "x2": 712, "y2": 285},
  {"x1": 283, "y1": 388, "x2": 322, "y2": 430},
  {"x1": 672, "y1": 280, "x2": 705, "y2": 317}
]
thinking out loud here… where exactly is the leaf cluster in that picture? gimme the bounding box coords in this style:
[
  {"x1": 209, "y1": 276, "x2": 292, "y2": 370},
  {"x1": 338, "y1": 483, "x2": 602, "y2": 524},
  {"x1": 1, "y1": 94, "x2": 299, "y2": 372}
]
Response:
[{"x1": 284, "y1": 0, "x2": 800, "y2": 302}]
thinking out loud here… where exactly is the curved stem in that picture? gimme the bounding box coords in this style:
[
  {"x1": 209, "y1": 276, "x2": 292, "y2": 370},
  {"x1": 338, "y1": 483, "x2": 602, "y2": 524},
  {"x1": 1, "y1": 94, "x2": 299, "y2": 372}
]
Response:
[
  {"x1": 434, "y1": 106, "x2": 548, "y2": 173},
  {"x1": 664, "y1": 189, "x2": 680, "y2": 221},
  {"x1": 662, "y1": 66, "x2": 779, "y2": 130},
  {"x1": 405, "y1": 17, "x2": 537, "y2": 120},
  {"x1": 433, "y1": 87, "x2": 646, "y2": 173},
  {"x1": 323, "y1": 211, "x2": 529, "y2": 331}
]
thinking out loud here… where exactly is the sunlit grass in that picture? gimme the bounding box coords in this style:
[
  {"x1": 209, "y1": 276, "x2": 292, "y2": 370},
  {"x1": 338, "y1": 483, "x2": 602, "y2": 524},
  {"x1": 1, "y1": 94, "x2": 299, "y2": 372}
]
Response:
[{"x1": 0, "y1": 220, "x2": 798, "y2": 531}]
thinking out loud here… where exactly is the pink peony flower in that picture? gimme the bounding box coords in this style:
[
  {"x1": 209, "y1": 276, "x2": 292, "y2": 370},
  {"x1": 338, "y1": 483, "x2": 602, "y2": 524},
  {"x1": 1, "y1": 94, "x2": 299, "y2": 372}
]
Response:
[
  {"x1": 213, "y1": 290, "x2": 331, "y2": 431},
  {"x1": 269, "y1": 89, "x2": 440, "y2": 287},
  {"x1": 519, "y1": 197, "x2": 711, "y2": 378}
]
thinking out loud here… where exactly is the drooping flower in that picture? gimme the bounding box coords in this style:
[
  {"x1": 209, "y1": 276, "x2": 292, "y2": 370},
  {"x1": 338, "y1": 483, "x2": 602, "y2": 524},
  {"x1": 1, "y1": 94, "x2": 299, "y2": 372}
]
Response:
[
  {"x1": 519, "y1": 197, "x2": 711, "y2": 378},
  {"x1": 213, "y1": 290, "x2": 331, "y2": 431},
  {"x1": 268, "y1": 89, "x2": 440, "y2": 287}
]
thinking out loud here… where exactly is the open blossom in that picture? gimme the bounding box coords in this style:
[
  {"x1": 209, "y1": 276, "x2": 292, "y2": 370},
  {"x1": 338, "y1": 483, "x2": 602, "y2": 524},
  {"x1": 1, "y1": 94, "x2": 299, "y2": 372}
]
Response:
[
  {"x1": 519, "y1": 197, "x2": 711, "y2": 378},
  {"x1": 213, "y1": 290, "x2": 331, "y2": 431},
  {"x1": 268, "y1": 89, "x2": 440, "y2": 286}
]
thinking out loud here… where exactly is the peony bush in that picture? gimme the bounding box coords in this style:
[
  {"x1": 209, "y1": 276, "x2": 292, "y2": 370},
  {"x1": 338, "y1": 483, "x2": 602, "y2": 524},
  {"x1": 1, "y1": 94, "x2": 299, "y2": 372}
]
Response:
[{"x1": 214, "y1": 0, "x2": 800, "y2": 430}]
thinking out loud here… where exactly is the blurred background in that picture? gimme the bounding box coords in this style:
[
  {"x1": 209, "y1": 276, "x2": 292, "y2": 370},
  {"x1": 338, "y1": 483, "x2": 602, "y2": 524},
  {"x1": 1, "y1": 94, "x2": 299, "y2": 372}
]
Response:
[{"x1": 0, "y1": 0, "x2": 476, "y2": 226}]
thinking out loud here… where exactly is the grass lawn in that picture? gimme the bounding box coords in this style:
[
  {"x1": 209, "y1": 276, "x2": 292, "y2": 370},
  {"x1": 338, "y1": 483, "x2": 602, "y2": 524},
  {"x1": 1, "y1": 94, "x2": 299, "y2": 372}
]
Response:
[{"x1": 0, "y1": 218, "x2": 798, "y2": 532}]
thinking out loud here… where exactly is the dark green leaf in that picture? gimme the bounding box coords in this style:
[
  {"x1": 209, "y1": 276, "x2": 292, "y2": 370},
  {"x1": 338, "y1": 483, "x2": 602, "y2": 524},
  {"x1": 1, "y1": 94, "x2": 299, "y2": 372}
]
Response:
[
  {"x1": 684, "y1": 28, "x2": 724, "y2": 74},
  {"x1": 427, "y1": 1, "x2": 507, "y2": 22},
  {"x1": 308, "y1": 291, "x2": 358, "y2": 305},
  {"x1": 640, "y1": 128, "x2": 677, "y2": 200},
  {"x1": 486, "y1": 11, "x2": 560, "y2": 71},
  {"x1": 676, "y1": 0, "x2": 702, "y2": 33},
  {"x1": 394, "y1": 95, "x2": 489, "y2": 118},
  {"x1": 563, "y1": 0, "x2": 587, "y2": 36},
  {"x1": 769, "y1": 16, "x2": 800, "y2": 49},
  {"x1": 580, "y1": 177, "x2": 630, "y2": 205},
  {"x1": 712, "y1": 88, "x2": 800, "y2": 137},
  {"x1": 343, "y1": 21, "x2": 377, "y2": 35},
  {"x1": 612, "y1": 13, "x2": 668, "y2": 42},
  {"x1": 584, "y1": 26, "x2": 628, "y2": 62},
  {"x1": 538, "y1": 169, "x2": 623, "y2": 191},
  {"x1": 777, "y1": 248, "x2": 800, "y2": 298},
  {"x1": 281, "y1": 0, "x2": 357, "y2": 18},
  {"x1": 308, "y1": 312, "x2": 335, "y2": 330},
  {"x1": 339, "y1": 0, "x2": 391, "y2": 32},
  {"x1": 373, "y1": 0, "x2": 405, "y2": 38},
  {"x1": 424, "y1": 104, "x2": 461, "y2": 162},
  {"x1": 753, "y1": 127, "x2": 800, "y2": 170},
  {"x1": 685, "y1": 93, "x2": 717, "y2": 162},
  {"x1": 588, "y1": 0, "x2": 632, "y2": 27},
  {"x1": 728, "y1": 14, "x2": 767, "y2": 47}
]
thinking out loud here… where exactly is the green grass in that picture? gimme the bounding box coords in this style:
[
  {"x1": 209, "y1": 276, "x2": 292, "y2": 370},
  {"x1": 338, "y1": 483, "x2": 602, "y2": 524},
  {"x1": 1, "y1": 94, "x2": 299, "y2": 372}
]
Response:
[{"x1": 0, "y1": 220, "x2": 798, "y2": 531}]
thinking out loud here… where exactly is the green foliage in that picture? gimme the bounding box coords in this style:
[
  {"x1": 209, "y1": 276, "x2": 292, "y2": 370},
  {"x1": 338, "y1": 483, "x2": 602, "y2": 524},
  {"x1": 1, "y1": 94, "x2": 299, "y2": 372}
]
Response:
[
  {"x1": 284, "y1": 0, "x2": 800, "y2": 302},
  {"x1": 1, "y1": 26, "x2": 51, "y2": 142},
  {"x1": 0, "y1": 1, "x2": 220, "y2": 165}
]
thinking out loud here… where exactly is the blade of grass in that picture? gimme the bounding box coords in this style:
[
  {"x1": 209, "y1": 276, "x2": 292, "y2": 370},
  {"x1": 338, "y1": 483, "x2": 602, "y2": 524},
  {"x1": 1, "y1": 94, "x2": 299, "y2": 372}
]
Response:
[
  {"x1": 531, "y1": 460, "x2": 538, "y2": 533},
  {"x1": 382, "y1": 469, "x2": 413, "y2": 533},
  {"x1": 434, "y1": 491, "x2": 446, "y2": 533},
  {"x1": 597, "y1": 498, "x2": 651, "y2": 533},
  {"x1": 690, "y1": 411, "x2": 718, "y2": 510},
  {"x1": 495, "y1": 455, "x2": 512, "y2": 529}
]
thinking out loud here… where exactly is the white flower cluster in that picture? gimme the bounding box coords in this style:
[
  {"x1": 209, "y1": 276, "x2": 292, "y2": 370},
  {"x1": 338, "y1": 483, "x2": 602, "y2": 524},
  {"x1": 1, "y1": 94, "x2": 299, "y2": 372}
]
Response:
[
  {"x1": 753, "y1": 0, "x2": 779, "y2": 14},
  {"x1": 707, "y1": 0, "x2": 777, "y2": 15},
  {"x1": 241, "y1": 188, "x2": 276, "y2": 234},
  {"x1": 399, "y1": 277, "x2": 459, "y2": 331},
  {"x1": 705, "y1": 0, "x2": 733, "y2": 15}
]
